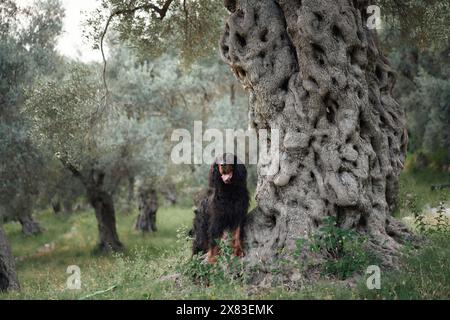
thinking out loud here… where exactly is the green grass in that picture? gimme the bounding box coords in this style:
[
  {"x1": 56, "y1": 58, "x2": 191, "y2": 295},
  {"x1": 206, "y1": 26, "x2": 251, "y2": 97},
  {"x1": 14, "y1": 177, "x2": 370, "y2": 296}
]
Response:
[
  {"x1": 395, "y1": 168, "x2": 450, "y2": 218},
  {"x1": 1, "y1": 206, "x2": 195, "y2": 299},
  {"x1": 1, "y1": 169, "x2": 449, "y2": 300},
  {"x1": 355, "y1": 232, "x2": 450, "y2": 299}
]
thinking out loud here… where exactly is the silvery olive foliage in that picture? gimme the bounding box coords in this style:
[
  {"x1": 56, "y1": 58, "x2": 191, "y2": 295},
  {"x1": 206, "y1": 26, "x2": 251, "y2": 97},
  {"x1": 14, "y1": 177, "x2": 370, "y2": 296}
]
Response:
[
  {"x1": 0, "y1": 125, "x2": 44, "y2": 221},
  {"x1": 23, "y1": 64, "x2": 167, "y2": 192},
  {"x1": 379, "y1": 1, "x2": 450, "y2": 168},
  {"x1": 85, "y1": 0, "x2": 226, "y2": 66},
  {"x1": 379, "y1": 0, "x2": 450, "y2": 51},
  {"x1": 105, "y1": 41, "x2": 249, "y2": 193},
  {"x1": 24, "y1": 36, "x2": 249, "y2": 197},
  {"x1": 0, "y1": 0, "x2": 64, "y2": 220}
]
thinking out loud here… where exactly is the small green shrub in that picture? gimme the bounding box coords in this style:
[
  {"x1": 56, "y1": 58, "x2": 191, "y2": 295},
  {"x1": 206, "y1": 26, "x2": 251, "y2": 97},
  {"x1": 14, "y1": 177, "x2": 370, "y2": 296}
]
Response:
[
  {"x1": 181, "y1": 235, "x2": 246, "y2": 287},
  {"x1": 298, "y1": 216, "x2": 379, "y2": 280},
  {"x1": 434, "y1": 201, "x2": 450, "y2": 233},
  {"x1": 412, "y1": 195, "x2": 449, "y2": 235}
]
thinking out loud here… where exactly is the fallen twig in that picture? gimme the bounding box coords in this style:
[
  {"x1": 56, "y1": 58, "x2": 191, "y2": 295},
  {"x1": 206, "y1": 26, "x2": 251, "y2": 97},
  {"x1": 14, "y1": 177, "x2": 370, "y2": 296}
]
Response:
[{"x1": 78, "y1": 284, "x2": 119, "y2": 300}]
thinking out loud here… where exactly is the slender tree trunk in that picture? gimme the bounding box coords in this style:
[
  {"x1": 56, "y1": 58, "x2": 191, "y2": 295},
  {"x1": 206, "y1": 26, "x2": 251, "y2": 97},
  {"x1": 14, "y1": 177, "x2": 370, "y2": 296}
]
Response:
[
  {"x1": 161, "y1": 184, "x2": 177, "y2": 205},
  {"x1": 18, "y1": 210, "x2": 42, "y2": 236},
  {"x1": 220, "y1": 0, "x2": 412, "y2": 276},
  {"x1": 62, "y1": 200, "x2": 73, "y2": 215},
  {"x1": 52, "y1": 199, "x2": 62, "y2": 215},
  {"x1": 127, "y1": 176, "x2": 135, "y2": 206},
  {"x1": 122, "y1": 175, "x2": 135, "y2": 215},
  {"x1": 0, "y1": 225, "x2": 19, "y2": 292},
  {"x1": 135, "y1": 188, "x2": 158, "y2": 232}
]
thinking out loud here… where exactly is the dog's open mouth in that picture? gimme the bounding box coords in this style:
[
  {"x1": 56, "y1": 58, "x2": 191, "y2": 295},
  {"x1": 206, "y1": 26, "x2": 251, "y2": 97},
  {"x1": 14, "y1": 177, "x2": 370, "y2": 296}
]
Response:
[
  {"x1": 221, "y1": 172, "x2": 233, "y2": 184},
  {"x1": 219, "y1": 164, "x2": 233, "y2": 184}
]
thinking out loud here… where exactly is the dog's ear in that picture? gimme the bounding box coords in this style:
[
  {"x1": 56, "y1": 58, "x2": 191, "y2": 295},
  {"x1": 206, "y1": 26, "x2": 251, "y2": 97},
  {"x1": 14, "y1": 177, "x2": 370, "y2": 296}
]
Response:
[
  {"x1": 233, "y1": 161, "x2": 247, "y2": 186},
  {"x1": 208, "y1": 162, "x2": 220, "y2": 188}
]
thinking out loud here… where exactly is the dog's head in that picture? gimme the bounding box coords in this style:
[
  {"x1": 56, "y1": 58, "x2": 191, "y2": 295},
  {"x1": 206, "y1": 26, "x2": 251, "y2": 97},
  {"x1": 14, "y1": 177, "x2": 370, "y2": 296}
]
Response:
[{"x1": 208, "y1": 153, "x2": 247, "y2": 188}]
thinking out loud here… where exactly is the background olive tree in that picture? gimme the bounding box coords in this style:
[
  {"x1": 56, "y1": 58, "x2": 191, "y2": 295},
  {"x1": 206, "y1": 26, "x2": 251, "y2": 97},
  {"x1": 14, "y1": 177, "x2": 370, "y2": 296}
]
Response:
[{"x1": 0, "y1": 0, "x2": 65, "y2": 292}]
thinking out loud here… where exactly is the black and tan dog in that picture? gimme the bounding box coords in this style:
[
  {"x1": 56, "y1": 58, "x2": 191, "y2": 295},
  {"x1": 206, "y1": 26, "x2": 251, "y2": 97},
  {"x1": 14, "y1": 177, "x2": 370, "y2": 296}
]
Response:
[{"x1": 192, "y1": 154, "x2": 249, "y2": 263}]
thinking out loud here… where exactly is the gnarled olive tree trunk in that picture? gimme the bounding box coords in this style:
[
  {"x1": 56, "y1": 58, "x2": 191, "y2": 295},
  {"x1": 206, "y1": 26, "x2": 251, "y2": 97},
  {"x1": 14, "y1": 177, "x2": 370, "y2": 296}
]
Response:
[
  {"x1": 220, "y1": 0, "x2": 411, "y2": 274},
  {"x1": 0, "y1": 225, "x2": 19, "y2": 292},
  {"x1": 63, "y1": 160, "x2": 123, "y2": 253},
  {"x1": 135, "y1": 187, "x2": 158, "y2": 233},
  {"x1": 18, "y1": 210, "x2": 43, "y2": 236},
  {"x1": 86, "y1": 170, "x2": 123, "y2": 252}
]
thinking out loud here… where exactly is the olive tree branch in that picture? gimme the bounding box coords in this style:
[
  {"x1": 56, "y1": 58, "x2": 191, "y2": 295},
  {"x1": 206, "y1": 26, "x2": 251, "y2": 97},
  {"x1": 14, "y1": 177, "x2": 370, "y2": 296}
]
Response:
[{"x1": 100, "y1": 0, "x2": 175, "y2": 95}]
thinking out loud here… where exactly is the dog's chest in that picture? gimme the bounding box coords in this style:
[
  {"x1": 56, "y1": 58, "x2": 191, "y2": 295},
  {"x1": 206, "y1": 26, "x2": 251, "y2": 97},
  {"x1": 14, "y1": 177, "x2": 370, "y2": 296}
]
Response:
[{"x1": 212, "y1": 193, "x2": 242, "y2": 216}]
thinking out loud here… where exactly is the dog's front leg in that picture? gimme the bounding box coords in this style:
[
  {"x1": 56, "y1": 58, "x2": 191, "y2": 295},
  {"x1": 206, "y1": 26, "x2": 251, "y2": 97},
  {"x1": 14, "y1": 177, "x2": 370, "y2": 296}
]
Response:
[
  {"x1": 206, "y1": 245, "x2": 219, "y2": 263},
  {"x1": 231, "y1": 226, "x2": 244, "y2": 257}
]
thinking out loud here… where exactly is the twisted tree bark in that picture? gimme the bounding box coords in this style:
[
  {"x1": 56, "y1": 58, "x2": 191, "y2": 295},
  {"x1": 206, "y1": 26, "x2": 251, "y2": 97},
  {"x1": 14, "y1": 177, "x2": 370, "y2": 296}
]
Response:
[
  {"x1": 62, "y1": 159, "x2": 123, "y2": 253},
  {"x1": 220, "y1": 0, "x2": 411, "y2": 278},
  {"x1": 86, "y1": 170, "x2": 123, "y2": 252}
]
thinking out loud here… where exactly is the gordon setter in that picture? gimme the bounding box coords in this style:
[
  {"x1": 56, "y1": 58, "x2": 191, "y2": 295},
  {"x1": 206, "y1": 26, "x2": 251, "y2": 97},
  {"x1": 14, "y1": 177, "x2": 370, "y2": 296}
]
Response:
[{"x1": 192, "y1": 153, "x2": 249, "y2": 263}]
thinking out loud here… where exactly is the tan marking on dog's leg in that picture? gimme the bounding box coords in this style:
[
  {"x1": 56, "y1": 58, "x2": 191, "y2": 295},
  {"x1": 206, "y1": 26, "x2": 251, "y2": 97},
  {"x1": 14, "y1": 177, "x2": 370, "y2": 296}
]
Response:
[
  {"x1": 232, "y1": 226, "x2": 244, "y2": 257},
  {"x1": 207, "y1": 245, "x2": 219, "y2": 264}
]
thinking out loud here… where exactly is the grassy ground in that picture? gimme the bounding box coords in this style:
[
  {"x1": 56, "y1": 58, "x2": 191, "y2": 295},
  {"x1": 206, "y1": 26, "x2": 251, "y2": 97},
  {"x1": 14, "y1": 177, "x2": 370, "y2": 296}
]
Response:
[
  {"x1": 1, "y1": 169, "x2": 449, "y2": 300},
  {"x1": 394, "y1": 168, "x2": 450, "y2": 218}
]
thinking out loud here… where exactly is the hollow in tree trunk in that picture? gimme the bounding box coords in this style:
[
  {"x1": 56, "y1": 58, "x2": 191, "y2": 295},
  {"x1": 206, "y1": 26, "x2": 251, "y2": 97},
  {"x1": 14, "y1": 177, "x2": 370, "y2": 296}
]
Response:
[
  {"x1": 219, "y1": 0, "x2": 412, "y2": 279},
  {"x1": 0, "y1": 225, "x2": 19, "y2": 292},
  {"x1": 135, "y1": 187, "x2": 158, "y2": 232}
]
